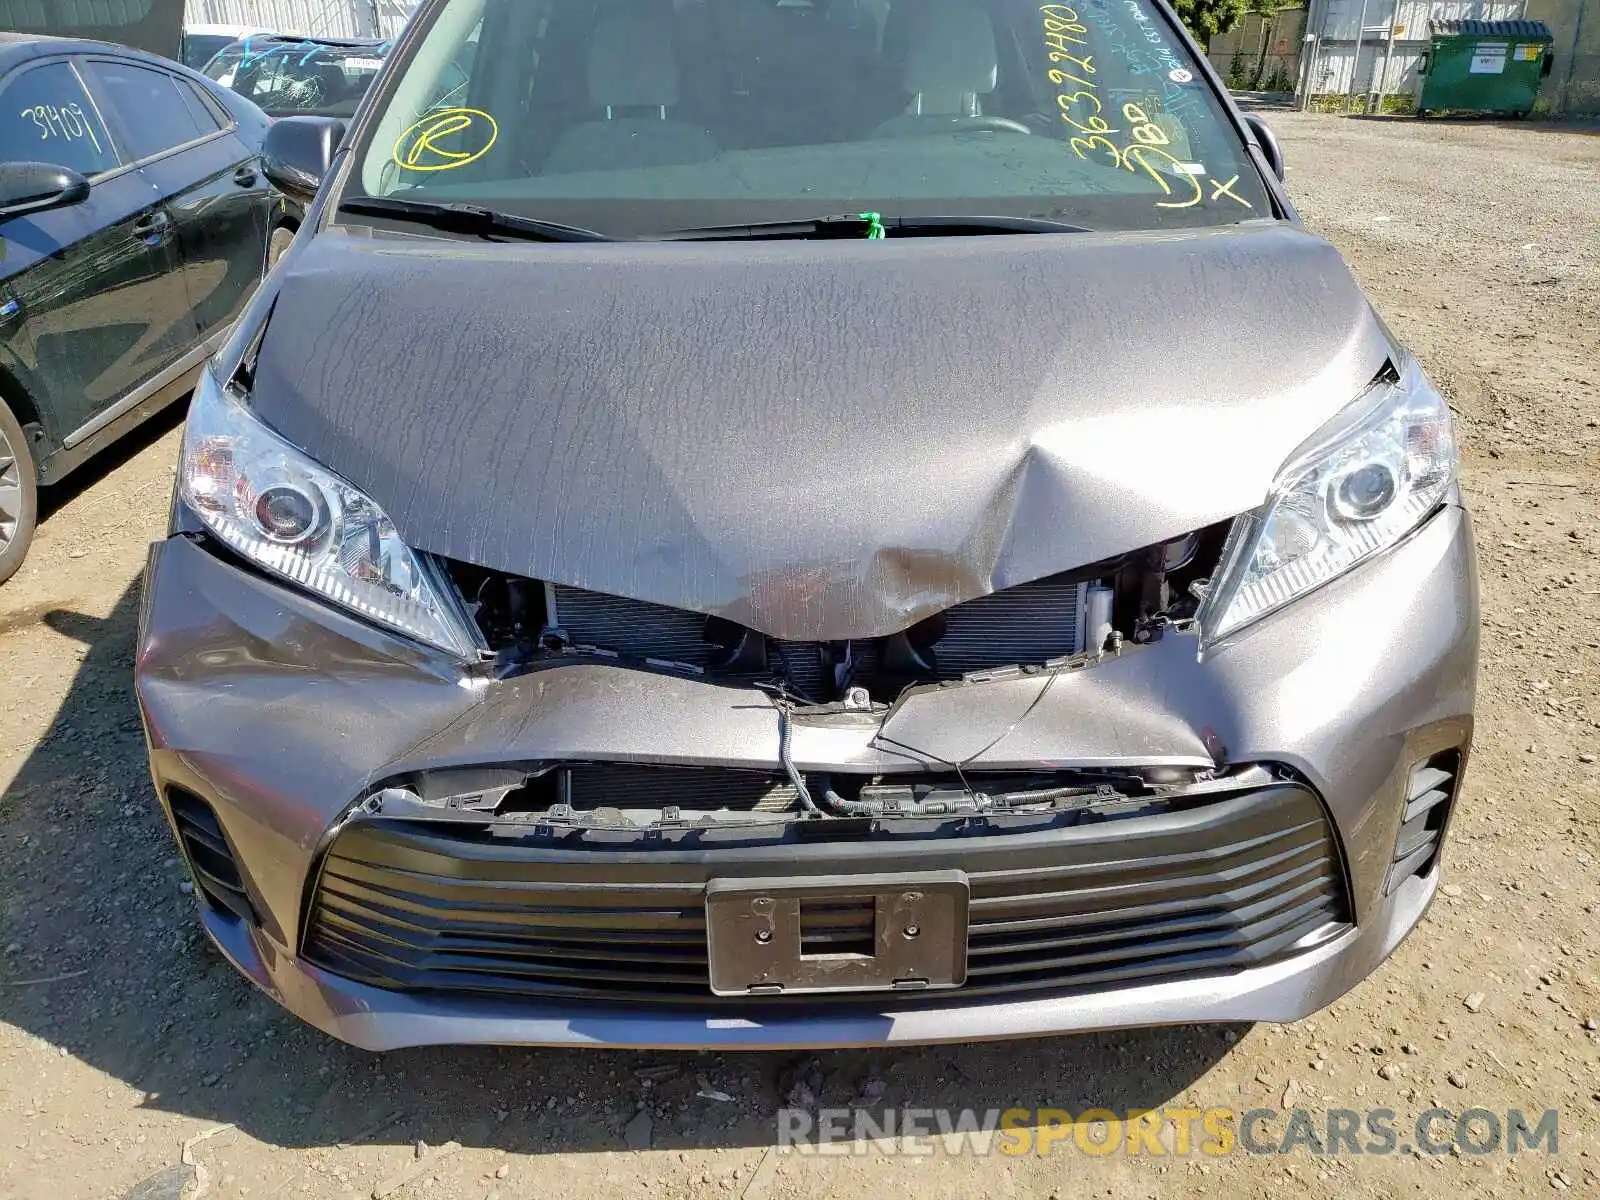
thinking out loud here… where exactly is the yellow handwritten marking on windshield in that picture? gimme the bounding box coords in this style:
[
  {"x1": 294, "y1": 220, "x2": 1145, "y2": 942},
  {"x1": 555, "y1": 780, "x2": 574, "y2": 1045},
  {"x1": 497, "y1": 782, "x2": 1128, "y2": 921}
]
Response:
[
  {"x1": 1208, "y1": 173, "x2": 1252, "y2": 208},
  {"x1": 1120, "y1": 103, "x2": 1170, "y2": 146},
  {"x1": 1126, "y1": 145, "x2": 1203, "y2": 207},
  {"x1": 1041, "y1": 4, "x2": 1234, "y2": 211},
  {"x1": 392, "y1": 107, "x2": 499, "y2": 172}
]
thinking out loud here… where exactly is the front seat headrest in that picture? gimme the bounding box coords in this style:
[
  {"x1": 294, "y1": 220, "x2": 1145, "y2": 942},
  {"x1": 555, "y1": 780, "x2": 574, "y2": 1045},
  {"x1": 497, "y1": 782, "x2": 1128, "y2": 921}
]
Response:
[
  {"x1": 903, "y1": 1, "x2": 997, "y2": 96},
  {"x1": 588, "y1": 12, "x2": 680, "y2": 110}
]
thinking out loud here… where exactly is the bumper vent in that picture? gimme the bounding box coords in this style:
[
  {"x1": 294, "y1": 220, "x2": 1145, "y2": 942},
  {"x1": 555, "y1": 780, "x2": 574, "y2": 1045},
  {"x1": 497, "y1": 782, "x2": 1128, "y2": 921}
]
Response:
[
  {"x1": 303, "y1": 783, "x2": 1350, "y2": 1008},
  {"x1": 1385, "y1": 751, "x2": 1461, "y2": 894},
  {"x1": 166, "y1": 787, "x2": 256, "y2": 923}
]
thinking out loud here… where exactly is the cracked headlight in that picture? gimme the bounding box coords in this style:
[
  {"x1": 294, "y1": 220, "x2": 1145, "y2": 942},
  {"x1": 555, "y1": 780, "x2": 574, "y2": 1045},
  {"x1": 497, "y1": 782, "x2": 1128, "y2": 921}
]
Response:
[
  {"x1": 179, "y1": 367, "x2": 477, "y2": 657},
  {"x1": 1200, "y1": 356, "x2": 1458, "y2": 643}
]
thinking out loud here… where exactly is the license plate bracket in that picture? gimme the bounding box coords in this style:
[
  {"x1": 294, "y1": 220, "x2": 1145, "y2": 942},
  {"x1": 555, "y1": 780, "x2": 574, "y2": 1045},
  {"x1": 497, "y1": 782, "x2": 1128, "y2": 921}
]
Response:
[{"x1": 705, "y1": 872, "x2": 968, "y2": 996}]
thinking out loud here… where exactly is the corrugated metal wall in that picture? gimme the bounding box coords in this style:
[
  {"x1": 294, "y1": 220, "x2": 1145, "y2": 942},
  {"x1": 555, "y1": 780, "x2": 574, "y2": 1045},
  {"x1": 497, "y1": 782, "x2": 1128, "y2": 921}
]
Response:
[
  {"x1": 1212, "y1": 0, "x2": 1596, "y2": 112},
  {"x1": 184, "y1": 0, "x2": 419, "y2": 38},
  {"x1": 1303, "y1": 0, "x2": 1525, "y2": 100}
]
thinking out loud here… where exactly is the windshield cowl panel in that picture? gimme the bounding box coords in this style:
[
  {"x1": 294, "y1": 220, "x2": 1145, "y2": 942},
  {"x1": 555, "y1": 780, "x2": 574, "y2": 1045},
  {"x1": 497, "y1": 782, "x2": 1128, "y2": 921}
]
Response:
[{"x1": 344, "y1": 0, "x2": 1268, "y2": 237}]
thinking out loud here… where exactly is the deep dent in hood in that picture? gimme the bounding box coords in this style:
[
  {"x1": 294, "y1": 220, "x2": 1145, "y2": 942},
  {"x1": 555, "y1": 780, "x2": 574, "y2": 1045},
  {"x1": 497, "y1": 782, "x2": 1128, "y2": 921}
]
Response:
[{"x1": 251, "y1": 223, "x2": 1389, "y2": 640}]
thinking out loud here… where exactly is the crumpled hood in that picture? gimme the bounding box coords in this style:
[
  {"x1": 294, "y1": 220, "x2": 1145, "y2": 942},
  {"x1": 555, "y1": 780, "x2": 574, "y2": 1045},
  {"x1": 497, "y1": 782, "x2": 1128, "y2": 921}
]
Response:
[{"x1": 251, "y1": 222, "x2": 1389, "y2": 640}]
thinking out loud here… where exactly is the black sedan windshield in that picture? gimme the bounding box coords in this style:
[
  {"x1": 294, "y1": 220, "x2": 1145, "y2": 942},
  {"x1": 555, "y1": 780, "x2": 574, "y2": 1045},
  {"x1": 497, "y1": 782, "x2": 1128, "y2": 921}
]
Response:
[{"x1": 350, "y1": 0, "x2": 1268, "y2": 235}]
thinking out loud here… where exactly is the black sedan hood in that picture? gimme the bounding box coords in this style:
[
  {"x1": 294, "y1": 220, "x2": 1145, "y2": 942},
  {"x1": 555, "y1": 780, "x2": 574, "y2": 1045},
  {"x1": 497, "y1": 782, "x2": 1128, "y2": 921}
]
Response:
[{"x1": 251, "y1": 223, "x2": 1389, "y2": 640}]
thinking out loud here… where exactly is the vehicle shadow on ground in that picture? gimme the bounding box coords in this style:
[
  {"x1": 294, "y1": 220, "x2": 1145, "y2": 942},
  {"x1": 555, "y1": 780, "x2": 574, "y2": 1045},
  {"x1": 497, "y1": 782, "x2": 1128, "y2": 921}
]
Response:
[{"x1": 0, "y1": 580, "x2": 1244, "y2": 1164}]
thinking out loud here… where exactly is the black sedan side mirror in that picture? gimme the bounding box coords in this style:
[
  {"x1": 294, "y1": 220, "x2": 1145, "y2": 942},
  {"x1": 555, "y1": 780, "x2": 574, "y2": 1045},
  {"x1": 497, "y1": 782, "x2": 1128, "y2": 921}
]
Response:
[
  {"x1": 1243, "y1": 113, "x2": 1285, "y2": 183},
  {"x1": 0, "y1": 162, "x2": 91, "y2": 219},
  {"x1": 262, "y1": 116, "x2": 349, "y2": 203}
]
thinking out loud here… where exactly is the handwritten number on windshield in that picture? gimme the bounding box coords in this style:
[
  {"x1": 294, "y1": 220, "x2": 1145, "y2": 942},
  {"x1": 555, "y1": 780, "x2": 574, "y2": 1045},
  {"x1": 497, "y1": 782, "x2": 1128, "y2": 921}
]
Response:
[
  {"x1": 1042, "y1": 4, "x2": 1254, "y2": 210},
  {"x1": 1056, "y1": 88, "x2": 1113, "y2": 135}
]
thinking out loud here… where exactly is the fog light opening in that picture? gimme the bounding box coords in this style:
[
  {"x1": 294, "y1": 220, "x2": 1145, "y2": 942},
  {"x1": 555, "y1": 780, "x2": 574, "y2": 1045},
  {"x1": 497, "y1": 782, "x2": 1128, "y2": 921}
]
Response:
[{"x1": 1385, "y1": 749, "x2": 1462, "y2": 895}]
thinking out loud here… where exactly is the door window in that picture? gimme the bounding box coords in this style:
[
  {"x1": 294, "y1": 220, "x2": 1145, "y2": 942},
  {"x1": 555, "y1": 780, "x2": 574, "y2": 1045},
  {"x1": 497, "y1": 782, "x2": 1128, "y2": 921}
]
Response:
[
  {"x1": 80, "y1": 59, "x2": 216, "y2": 161},
  {"x1": 174, "y1": 77, "x2": 229, "y2": 133},
  {"x1": 0, "y1": 61, "x2": 119, "y2": 176}
]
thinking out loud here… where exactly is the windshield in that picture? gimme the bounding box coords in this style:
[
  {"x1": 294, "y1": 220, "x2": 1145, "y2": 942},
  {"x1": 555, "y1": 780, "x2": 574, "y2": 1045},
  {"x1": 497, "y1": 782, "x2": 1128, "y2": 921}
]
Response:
[
  {"x1": 348, "y1": 0, "x2": 1268, "y2": 236},
  {"x1": 184, "y1": 33, "x2": 239, "y2": 70},
  {"x1": 205, "y1": 38, "x2": 389, "y2": 117}
]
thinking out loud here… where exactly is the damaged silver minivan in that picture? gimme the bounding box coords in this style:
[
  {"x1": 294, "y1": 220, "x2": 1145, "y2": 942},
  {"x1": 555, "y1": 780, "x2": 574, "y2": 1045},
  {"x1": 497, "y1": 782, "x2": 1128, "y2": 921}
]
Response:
[{"x1": 135, "y1": 0, "x2": 1477, "y2": 1050}]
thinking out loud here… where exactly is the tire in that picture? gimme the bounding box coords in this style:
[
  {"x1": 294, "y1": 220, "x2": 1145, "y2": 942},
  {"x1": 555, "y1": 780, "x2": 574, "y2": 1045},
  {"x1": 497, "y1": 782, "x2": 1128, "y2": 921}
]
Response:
[
  {"x1": 1415, "y1": 108, "x2": 1428, "y2": 118},
  {"x1": 0, "y1": 399, "x2": 39, "y2": 586},
  {"x1": 267, "y1": 224, "x2": 297, "y2": 270}
]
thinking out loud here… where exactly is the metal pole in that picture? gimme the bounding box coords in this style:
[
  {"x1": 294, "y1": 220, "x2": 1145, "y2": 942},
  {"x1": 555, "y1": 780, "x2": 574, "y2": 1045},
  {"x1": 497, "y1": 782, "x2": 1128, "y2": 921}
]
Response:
[
  {"x1": 1346, "y1": 0, "x2": 1372, "y2": 111},
  {"x1": 1297, "y1": 31, "x2": 1318, "y2": 108},
  {"x1": 1295, "y1": 0, "x2": 1319, "y2": 108},
  {"x1": 1373, "y1": 0, "x2": 1400, "y2": 112}
]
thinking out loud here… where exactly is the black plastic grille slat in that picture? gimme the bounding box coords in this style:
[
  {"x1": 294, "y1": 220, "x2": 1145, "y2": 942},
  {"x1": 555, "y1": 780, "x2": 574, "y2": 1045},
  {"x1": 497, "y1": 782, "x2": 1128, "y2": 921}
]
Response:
[
  {"x1": 964, "y1": 890, "x2": 1338, "y2": 978},
  {"x1": 168, "y1": 788, "x2": 255, "y2": 922},
  {"x1": 1408, "y1": 767, "x2": 1453, "y2": 799},
  {"x1": 1385, "y1": 751, "x2": 1461, "y2": 895},
  {"x1": 970, "y1": 870, "x2": 1338, "y2": 960},
  {"x1": 304, "y1": 783, "x2": 1351, "y2": 1007},
  {"x1": 969, "y1": 849, "x2": 1329, "y2": 937},
  {"x1": 1402, "y1": 787, "x2": 1450, "y2": 824}
]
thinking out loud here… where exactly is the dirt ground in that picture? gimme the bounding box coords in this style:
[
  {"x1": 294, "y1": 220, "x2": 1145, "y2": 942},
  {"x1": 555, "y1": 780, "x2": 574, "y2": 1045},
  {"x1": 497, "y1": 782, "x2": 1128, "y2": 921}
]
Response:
[{"x1": 1, "y1": 111, "x2": 1596, "y2": 1200}]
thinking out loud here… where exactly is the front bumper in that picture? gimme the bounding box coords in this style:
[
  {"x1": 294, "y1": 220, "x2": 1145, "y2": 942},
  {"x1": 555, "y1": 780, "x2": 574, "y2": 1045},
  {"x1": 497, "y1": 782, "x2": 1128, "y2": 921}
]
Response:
[{"x1": 135, "y1": 505, "x2": 1478, "y2": 1050}]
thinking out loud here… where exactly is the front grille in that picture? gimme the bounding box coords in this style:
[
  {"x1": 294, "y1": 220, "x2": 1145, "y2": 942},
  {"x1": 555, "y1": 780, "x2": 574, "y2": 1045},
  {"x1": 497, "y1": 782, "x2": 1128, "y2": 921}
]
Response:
[
  {"x1": 565, "y1": 763, "x2": 799, "y2": 812},
  {"x1": 303, "y1": 782, "x2": 1349, "y2": 1006},
  {"x1": 548, "y1": 575, "x2": 1086, "y2": 693},
  {"x1": 1385, "y1": 751, "x2": 1460, "y2": 894},
  {"x1": 167, "y1": 786, "x2": 256, "y2": 923}
]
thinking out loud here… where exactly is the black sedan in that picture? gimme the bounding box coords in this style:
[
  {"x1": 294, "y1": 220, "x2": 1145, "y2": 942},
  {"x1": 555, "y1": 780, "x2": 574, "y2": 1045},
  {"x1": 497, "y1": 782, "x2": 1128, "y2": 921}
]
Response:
[{"x1": 0, "y1": 34, "x2": 287, "y2": 582}]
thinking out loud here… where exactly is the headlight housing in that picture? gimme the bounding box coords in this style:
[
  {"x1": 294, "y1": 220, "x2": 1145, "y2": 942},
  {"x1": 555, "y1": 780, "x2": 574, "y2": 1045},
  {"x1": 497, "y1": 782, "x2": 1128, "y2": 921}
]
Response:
[
  {"x1": 1200, "y1": 356, "x2": 1458, "y2": 643},
  {"x1": 180, "y1": 367, "x2": 478, "y2": 658}
]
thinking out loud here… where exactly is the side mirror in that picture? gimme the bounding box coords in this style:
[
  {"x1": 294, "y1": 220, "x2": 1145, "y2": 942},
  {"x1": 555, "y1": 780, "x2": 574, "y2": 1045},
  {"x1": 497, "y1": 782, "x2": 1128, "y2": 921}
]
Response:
[
  {"x1": 1243, "y1": 112, "x2": 1285, "y2": 183},
  {"x1": 0, "y1": 161, "x2": 90, "y2": 219},
  {"x1": 262, "y1": 116, "x2": 348, "y2": 203}
]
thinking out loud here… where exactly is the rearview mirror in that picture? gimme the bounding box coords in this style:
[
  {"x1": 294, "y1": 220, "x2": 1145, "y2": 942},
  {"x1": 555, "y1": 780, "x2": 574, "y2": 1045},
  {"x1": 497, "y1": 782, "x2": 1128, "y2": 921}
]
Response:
[
  {"x1": 0, "y1": 161, "x2": 90, "y2": 219},
  {"x1": 262, "y1": 116, "x2": 348, "y2": 203},
  {"x1": 1243, "y1": 113, "x2": 1285, "y2": 182}
]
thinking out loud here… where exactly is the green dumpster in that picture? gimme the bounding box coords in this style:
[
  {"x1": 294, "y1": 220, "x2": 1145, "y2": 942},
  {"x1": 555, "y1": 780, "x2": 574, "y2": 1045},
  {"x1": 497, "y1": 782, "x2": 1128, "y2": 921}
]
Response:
[{"x1": 1416, "y1": 19, "x2": 1554, "y2": 118}]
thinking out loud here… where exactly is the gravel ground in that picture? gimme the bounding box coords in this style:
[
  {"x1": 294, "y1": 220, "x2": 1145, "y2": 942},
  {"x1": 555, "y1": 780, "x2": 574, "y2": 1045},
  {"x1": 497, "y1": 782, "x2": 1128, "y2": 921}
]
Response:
[{"x1": 0, "y1": 112, "x2": 1596, "y2": 1200}]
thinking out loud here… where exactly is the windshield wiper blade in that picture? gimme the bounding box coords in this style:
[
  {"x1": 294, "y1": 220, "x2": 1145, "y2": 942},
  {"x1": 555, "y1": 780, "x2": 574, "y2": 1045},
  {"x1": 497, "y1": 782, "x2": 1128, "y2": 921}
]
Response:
[
  {"x1": 338, "y1": 196, "x2": 610, "y2": 242},
  {"x1": 654, "y1": 213, "x2": 1092, "y2": 240}
]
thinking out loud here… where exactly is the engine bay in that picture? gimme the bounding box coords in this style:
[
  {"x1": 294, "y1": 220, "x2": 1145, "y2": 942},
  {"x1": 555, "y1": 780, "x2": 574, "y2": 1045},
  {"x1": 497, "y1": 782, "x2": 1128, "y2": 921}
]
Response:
[{"x1": 439, "y1": 522, "x2": 1229, "y2": 704}]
